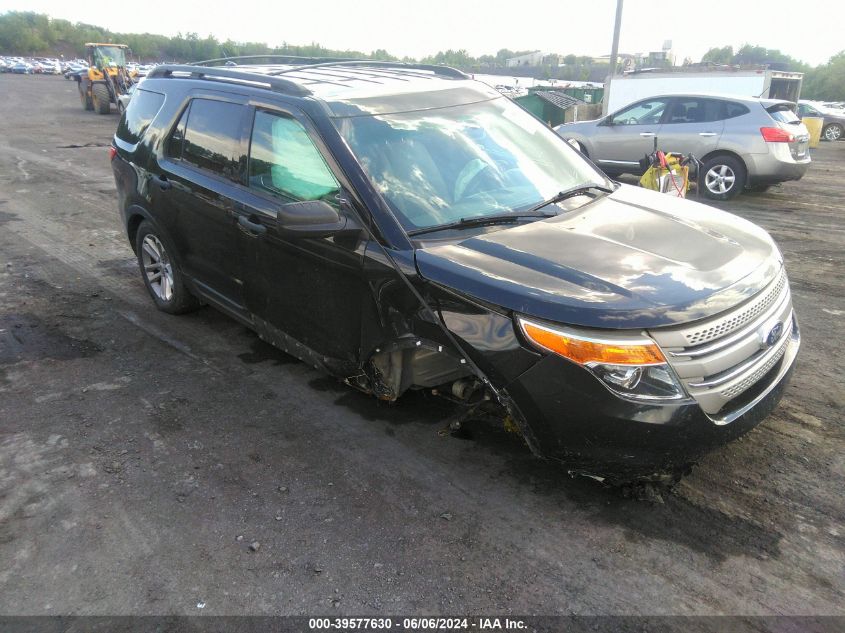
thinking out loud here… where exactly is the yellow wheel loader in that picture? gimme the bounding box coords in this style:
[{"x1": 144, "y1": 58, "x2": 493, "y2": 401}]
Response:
[{"x1": 76, "y1": 43, "x2": 136, "y2": 115}]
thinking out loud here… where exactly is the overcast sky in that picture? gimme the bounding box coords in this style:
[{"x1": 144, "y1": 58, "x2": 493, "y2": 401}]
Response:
[{"x1": 2, "y1": 0, "x2": 843, "y2": 66}]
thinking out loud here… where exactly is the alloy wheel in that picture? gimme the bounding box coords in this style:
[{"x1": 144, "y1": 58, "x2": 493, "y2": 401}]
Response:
[
  {"x1": 825, "y1": 125, "x2": 842, "y2": 141},
  {"x1": 141, "y1": 234, "x2": 174, "y2": 301},
  {"x1": 705, "y1": 164, "x2": 736, "y2": 195}
]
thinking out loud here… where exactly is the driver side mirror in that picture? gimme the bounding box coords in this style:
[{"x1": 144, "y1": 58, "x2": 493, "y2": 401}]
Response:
[
  {"x1": 276, "y1": 199, "x2": 356, "y2": 239},
  {"x1": 599, "y1": 115, "x2": 614, "y2": 126}
]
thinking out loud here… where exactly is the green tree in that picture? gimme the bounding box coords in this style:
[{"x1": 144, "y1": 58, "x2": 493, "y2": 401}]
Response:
[
  {"x1": 803, "y1": 51, "x2": 845, "y2": 100},
  {"x1": 701, "y1": 45, "x2": 734, "y2": 65}
]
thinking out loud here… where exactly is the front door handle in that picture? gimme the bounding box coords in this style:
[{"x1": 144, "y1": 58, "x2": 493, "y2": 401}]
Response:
[
  {"x1": 699, "y1": 132, "x2": 717, "y2": 137},
  {"x1": 639, "y1": 132, "x2": 656, "y2": 137},
  {"x1": 156, "y1": 174, "x2": 171, "y2": 191},
  {"x1": 238, "y1": 215, "x2": 267, "y2": 236}
]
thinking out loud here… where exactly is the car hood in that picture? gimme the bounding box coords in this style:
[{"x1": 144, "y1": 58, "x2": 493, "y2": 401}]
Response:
[
  {"x1": 554, "y1": 119, "x2": 601, "y2": 134},
  {"x1": 415, "y1": 184, "x2": 782, "y2": 329}
]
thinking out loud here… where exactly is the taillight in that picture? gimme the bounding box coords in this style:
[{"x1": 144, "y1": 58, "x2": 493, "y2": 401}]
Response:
[
  {"x1": 108, "y1": 146, "x2": 117, "y2": 160},
  {"x1": 760, "y1": 127, "x2": 795, "y2": 143}
]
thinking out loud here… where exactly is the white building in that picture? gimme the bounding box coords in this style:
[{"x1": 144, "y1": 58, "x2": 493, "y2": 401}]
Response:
[{"x1": 506, "y1": 51, "x2": 545, "y2": 68}]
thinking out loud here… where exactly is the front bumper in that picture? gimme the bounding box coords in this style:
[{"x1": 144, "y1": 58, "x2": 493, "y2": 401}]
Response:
[{"x1": 503, "y1": 321, "x2": 799, "y2": 479}]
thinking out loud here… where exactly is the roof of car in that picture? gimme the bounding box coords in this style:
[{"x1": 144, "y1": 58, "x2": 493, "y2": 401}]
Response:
[
  {"x1": 636, "y1": 92, "x2": 795, "y2": 105},
  {"x1": 145, "y1": 59, "x2": 501, "y2": 114}
]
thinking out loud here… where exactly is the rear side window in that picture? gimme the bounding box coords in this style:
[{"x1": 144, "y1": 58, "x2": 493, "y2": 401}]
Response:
[
  {"x1": 767, "y1": 104, "x2": 801, "y2": 124},
  {"x1": 181, "y1": 99, "x2": 245, "y2": 181},
  {"x1": 116, "y1": 88, "x2": 164, "y2": 145},
  {"x1": 665, "y1": 99, "x2": 750, "y2": 124},
  {"x1": 666, "y1": 98, "x2": 723, "y2": 124}
]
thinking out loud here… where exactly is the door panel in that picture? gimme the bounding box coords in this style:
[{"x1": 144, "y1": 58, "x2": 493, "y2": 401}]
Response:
[
  {"x1": 239, "y1": 107, "x2": 366, "y2": 364},
  {"x1": 657, "y1": 97, "x2": 725, "y2": 159},
  {"x1": 591, "y1": 98, "x2": 670, "y2": 170},
  {"x1": 155, "y1": 97, "x2": 250, "y2": 312}
]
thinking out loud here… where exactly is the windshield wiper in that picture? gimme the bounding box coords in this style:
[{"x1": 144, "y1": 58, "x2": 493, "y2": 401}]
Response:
[
  {"x1": 407, "y1": 212, "x2": 553, "y2": 237},
  {"x1": 523, "y1": 183, "x2": 614, "y2": 215}
]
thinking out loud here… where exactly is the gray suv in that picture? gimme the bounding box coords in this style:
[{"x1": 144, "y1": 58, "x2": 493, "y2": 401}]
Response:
[{"x1": 556, "y1": 94, "x2": 810, "y2": 200}]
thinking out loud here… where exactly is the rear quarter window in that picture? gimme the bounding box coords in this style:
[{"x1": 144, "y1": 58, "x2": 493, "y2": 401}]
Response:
[
  {"x1": 116, "y1": 89, "x2": 165, "y2": 145},
  {"x1": 722, "y1": 102, "x2": 750, "y2": 120}
]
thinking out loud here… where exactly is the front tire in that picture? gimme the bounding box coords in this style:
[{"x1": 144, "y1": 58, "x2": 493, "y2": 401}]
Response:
[
  {"x1": 701, "y1": 155, "x2": 746, "y2": 201},
  {"x1": 823, "y1": 123, "x2": 843, "y2": 142},
  {"x1": 92, "y1": 82, "x2": 111, "y2": 114},
  {"x1": 135, "y1": 221, "x2": 200, "y2": 314}
]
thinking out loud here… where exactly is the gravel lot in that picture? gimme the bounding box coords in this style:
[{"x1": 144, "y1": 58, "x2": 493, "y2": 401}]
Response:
[{"x1": 0, "y1": 74, "x2": 843, "y2": 618}]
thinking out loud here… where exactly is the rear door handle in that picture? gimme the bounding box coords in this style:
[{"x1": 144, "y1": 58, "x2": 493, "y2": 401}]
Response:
[
  {"x1": 237, "y1": 214, "x2": 267, "y2": 236},
  {"x1": 699, "y1": 132, "x2": 717, "y2": 137},
  {"x1": 639, "y1": 132, "x2": 656, "y2": 137}
]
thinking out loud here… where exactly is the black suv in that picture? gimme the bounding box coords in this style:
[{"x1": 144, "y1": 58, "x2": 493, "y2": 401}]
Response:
[{"x1": 111, "y1": 58, "x2": 799, "y2": 482}]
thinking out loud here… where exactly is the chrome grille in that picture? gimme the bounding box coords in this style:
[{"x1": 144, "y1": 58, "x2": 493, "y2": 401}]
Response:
[
  {"x1": 649, "y1": 268, "x2": 796, "y2": 417},
  {"x1": 685, "y1": 270, "x2": 786, "y2": 346},
  {"x1": 720, "y1": 334, "x2": 789, "y2": 399}
]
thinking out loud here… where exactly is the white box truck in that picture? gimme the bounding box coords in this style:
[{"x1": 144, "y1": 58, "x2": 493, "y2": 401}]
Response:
[{"x1": 603, "y1": 69, "x2": 804, "y2": 115}]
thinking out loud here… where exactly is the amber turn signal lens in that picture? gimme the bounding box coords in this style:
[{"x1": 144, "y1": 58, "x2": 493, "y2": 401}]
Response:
[{"x1": 519, "y1": 319, "x2": 666, "y2": 366}]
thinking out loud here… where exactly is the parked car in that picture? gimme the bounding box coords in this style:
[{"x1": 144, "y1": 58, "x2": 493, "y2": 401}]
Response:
[
  {"x1": 111, "y1": 62, "x2": 799, "y2": 483},
  {"x1": 116, "y1": 82, "x2": 137, "y2": 114},
  {"x1": 64, "y1": 63, "x2": 88, "y2": 80},
  {"x1": 42, "y1": 59, "x2": 62, "y2": 74},
  {"x1": 11, "y1": 62, "x2": 33, "y2": 74},
  {"x1": 556, "y1": 94, "x2": 811, "y2": 200},
  {"x1": 797, "y1": 101, "x2": 845, "y2": 142}
]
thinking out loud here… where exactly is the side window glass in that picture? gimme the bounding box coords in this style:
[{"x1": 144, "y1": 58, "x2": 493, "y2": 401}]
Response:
[
  {"x1": 723, "y1": 102, "x2": 750, "y2": 120},
  {"x1": 166, "y1": 106, "x2": 189, "y2": 159},
  {"x1": 182, "y1": 99, "x2": 244, "y2": 181},
  {"x1": 248, "y1": 110, "x2": 340, "y2": 203},
  {"x1": 666, "y1": 99, "x2": 716, "y2": 124},
  {"x1": 611, "y1": 99, "x2": 669, "y2": 126}
]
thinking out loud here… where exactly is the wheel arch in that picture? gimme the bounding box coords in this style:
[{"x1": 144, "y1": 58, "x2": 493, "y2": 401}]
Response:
[
  {"x1": 125, "y1": 204, "x2": 156, "y2": 254},
  {"x1": 699, "y1": 149, "x2": 748, "y2": 173}
]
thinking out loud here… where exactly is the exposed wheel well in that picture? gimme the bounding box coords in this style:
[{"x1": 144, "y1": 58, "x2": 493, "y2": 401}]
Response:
[{"x1": 127, "y1": 213, "x2": 145, "y2": 254}]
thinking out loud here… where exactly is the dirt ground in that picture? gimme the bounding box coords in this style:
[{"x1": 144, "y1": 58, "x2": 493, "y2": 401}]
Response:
[{"x1": 0, "y1": 74, "x2": 843, "y2": 618}]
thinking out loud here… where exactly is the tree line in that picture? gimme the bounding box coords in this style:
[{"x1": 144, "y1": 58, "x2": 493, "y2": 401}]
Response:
[
  {"x1": 701, "y1": 44, "x2": 844, "y2": 100},
  {"x1": 1, "y1": 11, "x2": 841, "y2": 98}
]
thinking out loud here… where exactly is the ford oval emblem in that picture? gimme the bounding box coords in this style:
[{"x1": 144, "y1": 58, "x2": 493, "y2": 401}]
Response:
[{"x1": 765, "y1": 321, "x2": 784, "y2": 347}]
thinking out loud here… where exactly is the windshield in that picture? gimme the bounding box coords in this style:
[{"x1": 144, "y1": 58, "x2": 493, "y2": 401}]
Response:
[
  {"x1": 93, "y1": 46, "x2": 126, "y2": 68},
  {"x1": 333, "y1": 96, "x2": 605, "y2": 232}
]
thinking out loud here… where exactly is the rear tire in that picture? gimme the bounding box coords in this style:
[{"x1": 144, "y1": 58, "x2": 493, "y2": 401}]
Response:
[
  {"x1": 822, "y1": 123, "x2": 843, "y2": 142},
  {"x1": 700, "y1": 155, "x2": 746, "y2": 201},
  {"x1": 79, "y1": 83, "x2": 94, "y2": 111},
  {"x1": 92, "y1": 82, "x2": 111, "y2": 115},
  {"x1": 135, "y1": 221, "x2": 200, "y2": 315}
]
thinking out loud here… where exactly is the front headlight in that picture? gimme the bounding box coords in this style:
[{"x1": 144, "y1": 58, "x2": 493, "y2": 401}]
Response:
[{"x1": 517, "y1": 316, "x2": 688, "y2": 402}]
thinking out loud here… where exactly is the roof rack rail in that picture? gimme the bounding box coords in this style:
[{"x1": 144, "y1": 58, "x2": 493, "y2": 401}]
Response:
[
  {"x1": 146, "y1": 64, "x2": 311, "y2": 96},
  {"x1": 266, "y1": 60, "x2": 468, "y2": 79},
  {"x1": 190, "y1": 56, "x2": 468, "y2": 79},
  {"x1": 190, "y1": 54, "x2": 359, "y2": 67}
]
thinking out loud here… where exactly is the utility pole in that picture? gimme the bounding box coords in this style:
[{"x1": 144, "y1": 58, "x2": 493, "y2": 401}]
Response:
[
  {"x1": 609, "y1": 0, "x2": 624, "y2": 77},
  {"x1": 604, "y1": 0, "x2": 624, "y2": 115}
]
